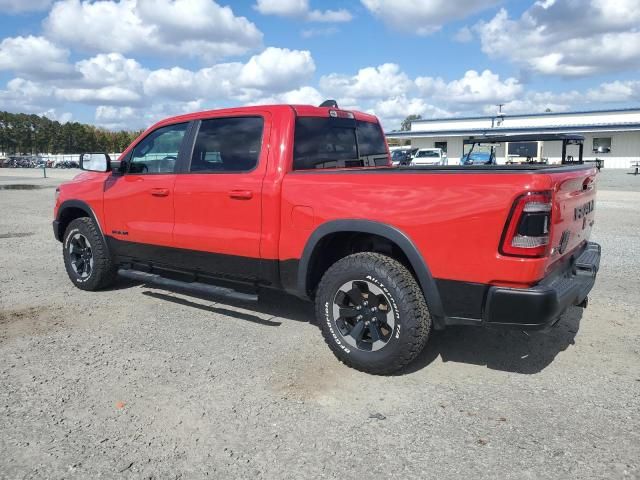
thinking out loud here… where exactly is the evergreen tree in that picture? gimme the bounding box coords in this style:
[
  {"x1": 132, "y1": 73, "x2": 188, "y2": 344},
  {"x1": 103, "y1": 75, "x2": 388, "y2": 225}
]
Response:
[{"x1": 0, "y1": 111, "x2": 142, "y2": 155}]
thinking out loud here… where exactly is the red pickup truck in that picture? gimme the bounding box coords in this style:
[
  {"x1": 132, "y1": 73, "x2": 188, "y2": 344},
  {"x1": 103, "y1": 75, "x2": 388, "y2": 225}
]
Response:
[{"x1": 53, "y1": 103, "x2": 600, "y2": 374}]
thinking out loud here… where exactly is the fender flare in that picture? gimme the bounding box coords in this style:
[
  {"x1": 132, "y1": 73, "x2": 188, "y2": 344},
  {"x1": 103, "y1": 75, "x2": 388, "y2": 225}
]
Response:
[
  {"x1": 297, "y1": 219, "x2": 445, "y2": 326},
  {"x1": 55, "y1": 200, "x2": 107, "y2": 248}
]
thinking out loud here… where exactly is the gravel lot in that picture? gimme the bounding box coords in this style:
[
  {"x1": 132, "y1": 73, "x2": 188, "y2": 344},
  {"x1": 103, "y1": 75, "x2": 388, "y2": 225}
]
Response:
[{"x1": 1, "y1": 168, "x2": 638, "y2": 479}]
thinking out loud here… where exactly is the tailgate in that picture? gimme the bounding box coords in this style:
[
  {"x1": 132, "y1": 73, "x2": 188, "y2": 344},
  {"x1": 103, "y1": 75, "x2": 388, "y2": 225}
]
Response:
[{"x1": 547, "y1": 167, "x2": 597, "y2": 269}]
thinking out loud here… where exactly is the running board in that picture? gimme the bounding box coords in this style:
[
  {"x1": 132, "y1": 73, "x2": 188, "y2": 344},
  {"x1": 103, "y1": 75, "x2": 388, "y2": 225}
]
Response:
[{"x1": 118, "y1": 269, "x2": 259, "y2": 302}]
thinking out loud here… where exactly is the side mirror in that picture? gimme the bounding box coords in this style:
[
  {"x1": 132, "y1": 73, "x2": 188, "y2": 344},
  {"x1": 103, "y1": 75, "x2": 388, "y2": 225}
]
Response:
[{"x1": 80, "y1": 153, "x2": 111, "y2": 172}]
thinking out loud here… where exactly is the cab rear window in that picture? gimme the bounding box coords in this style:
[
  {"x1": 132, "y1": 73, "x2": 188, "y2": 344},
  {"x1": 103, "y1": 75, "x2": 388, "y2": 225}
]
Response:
[{"x1": 293, "y1": 117, "x2": 388, "y2": 170}]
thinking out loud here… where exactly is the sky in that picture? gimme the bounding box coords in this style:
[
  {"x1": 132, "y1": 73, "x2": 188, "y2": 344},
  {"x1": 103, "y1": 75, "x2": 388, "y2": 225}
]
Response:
[{"x1": 0, "y1": 0, "x2": 639, "y2": 131}]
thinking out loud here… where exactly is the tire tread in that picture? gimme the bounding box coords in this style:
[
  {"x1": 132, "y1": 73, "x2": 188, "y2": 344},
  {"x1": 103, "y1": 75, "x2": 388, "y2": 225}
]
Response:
[
  {"x1": 315, "y1": 252, "x2": 431, "y2": 375},
  {"x1": 63, "y1": 217, "x2": 116, "y2": 291}
]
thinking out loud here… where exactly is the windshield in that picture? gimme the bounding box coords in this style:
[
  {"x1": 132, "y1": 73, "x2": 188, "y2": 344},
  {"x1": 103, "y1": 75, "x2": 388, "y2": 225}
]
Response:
[{"x1": 417, "y1": 151, "x2": 440, "y2": 158}]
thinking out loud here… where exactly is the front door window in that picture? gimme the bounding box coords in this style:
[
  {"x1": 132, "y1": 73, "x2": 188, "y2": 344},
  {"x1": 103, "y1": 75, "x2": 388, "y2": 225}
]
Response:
[{"x1": 129, "y1": 123, "x2": 188, "y2": 174}]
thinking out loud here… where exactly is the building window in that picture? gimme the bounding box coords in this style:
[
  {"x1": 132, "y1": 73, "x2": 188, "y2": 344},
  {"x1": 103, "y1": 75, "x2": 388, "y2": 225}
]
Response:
[
  {"x1": 593, "y1": 137, "x2": 611, "y2": 154},
  {"x1": 508, "y1": 141, "x2": 538, "y2": 158},
  {"x1": 435, "y1": 141, "x2": 447, "y2": 153}
]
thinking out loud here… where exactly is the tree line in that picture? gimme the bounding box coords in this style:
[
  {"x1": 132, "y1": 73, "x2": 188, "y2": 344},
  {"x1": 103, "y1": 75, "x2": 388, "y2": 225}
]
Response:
[{"x1": 0, "y1": 111, "x2": 142, "y2": 156}]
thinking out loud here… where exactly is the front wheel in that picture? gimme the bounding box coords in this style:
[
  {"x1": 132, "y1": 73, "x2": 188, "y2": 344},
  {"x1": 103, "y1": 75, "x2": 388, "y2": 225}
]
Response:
[
  {"x1": 62, "y1": 217, "x2": 116, "y2": 291},
  {"x1": 315, "y1": 252, "x2": 431, "y2": 374}
]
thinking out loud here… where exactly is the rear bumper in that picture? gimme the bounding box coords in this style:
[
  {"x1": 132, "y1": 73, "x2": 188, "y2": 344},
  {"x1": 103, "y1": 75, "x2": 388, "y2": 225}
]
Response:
[{"x1": 484, "y1": 242, "x2": 601, "y2": 329}]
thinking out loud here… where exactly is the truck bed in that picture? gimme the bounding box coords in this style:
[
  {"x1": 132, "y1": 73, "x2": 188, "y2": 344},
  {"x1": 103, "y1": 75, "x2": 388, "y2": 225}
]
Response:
[
  {"x1": 280, "y1": 164, "x2": 598, "y2": 287},
  {"x1": 291, "y1": 164, "x2": 595, "y2": 174}
]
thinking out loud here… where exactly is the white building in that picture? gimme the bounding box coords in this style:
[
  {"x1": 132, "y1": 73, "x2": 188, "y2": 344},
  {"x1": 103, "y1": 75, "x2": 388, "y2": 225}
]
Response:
[{"x1": 386, "y1": 107, "x2": 640, "y2": 168}]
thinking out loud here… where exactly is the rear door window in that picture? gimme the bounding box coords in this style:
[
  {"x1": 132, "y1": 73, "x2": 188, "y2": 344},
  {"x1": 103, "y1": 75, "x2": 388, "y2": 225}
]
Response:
[
  {"x1": 190, "y1": 117, "x2": 263, "y2": 173},
  {"x1": 293, "y1": 117, "x2": 388, "y2": 170}
]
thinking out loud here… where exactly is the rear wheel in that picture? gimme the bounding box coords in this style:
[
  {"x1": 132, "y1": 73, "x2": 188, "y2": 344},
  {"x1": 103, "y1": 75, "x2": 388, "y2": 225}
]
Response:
[
  {"x1": 315, "y1": 252, "x2": 431, "y2": 374},
  {"x1": 63, "y1": 217, "x2": 116, "y2": 291}
]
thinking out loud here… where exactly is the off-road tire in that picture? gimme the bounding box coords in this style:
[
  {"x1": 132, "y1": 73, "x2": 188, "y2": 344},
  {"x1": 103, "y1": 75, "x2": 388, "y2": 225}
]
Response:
[
  {"x1": 315, "y1": 252, "x2": 431, "y2": 374},
  {"x1": 63, "y1": 217, "x2": 116, "y2": 291}
]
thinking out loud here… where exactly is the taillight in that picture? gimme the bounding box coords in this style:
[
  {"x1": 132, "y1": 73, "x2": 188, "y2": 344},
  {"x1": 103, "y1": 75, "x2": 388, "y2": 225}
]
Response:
[{"x1": 500, "y1": 191, "x2": 552, "y2": 258}]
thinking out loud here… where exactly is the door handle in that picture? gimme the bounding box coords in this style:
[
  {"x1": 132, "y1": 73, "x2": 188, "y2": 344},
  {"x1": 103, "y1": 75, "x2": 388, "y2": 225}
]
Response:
[
  {"x1": 229, "y1": 190, "x2": 253, "y2": 200},
  {"x1": 150, "y1": 188, "x2": 170, "y2": 197}
]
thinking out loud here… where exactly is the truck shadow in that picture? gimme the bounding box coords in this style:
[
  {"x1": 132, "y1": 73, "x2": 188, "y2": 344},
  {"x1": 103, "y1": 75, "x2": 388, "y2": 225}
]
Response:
[
  {"x1": 114, "y1": 277, "x2": 583, "y2": 375},
  {"x1": 404, "y1": 307, "x2": 584, "y2": 375},
  {"x1": 136, "y1": 286, "x2": 316, "y2": 326}
]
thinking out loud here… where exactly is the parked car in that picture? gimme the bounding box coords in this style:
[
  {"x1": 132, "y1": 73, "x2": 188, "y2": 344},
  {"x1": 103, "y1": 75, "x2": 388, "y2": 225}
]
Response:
[
  {"x1": 53, "y1": 103, "x2": 601, "y2": 375},
  {"x1": 411, "y1": 148, "x2": 447, "y2": 166},
  {"x1": 55, "y1": 160, "x2": 80, "y2": 169},
  {"x1": 391, "y1": 149, "x2": 411, "y2": 166},
  {"x1": 460, "y1": 151, "x2": 494, "y2": 165}
]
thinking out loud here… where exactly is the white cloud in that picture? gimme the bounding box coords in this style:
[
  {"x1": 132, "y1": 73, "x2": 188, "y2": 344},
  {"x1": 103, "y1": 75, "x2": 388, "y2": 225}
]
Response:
[
  {"x1": 75, "y1": 53, "x2": 148, "y2": 88},
  {"x1": 254, "y1": 0, "x2": 307, "y2": 17},
  {"x1": 0, "y1": 36, "x2": 75, "y2": 79},
  {"x1": 254, "y1": 0, "x2": 352, "y2": 22},
  {"x1": 238, "y1": 47, "x2": 315, "y2": 90},
  {"x1": 476, "y1": 2, "x2": 640, "y2": 76},
  {"x1": 0, "y1": 0, "x2": 52, "y2": 13},
  {"x1": 44, "y1": 0, "x2": 263, "y2": 60},
  {"x1": 416, "y1": 69, "x2": 523, "y2": 105},
  {"x1": 478, "y1": 84, "x2": 640, "y2": 115},
  {"x1": 55, "y1": 85, "x2": 142, "y2": 104},
  {"x1": 0, "y1": 44, "x2": 316, "y2": 125},
  {"x1": 252, "y1": 86, "x2": 324, "y2": 106},
  {"x1": 95, "y1": 105, "x2": 143, "y2": 129},
  {"x1": 143, "y1": 47, "x2": 315, "y2": 102},
  {"x1": 361, "y1": 0, "x2": 499, "y2": 35},
  {"x1": 95, "y1": 106, "x2": 139, "y2": 123},
  {"x1": 369, "y1": 95, "x2": 451, "y2": 130},
  {"x1": 95, "y1": 100, "x2": 204, "y2": 130},
  {"x1": 320, "y1": 63, "x2": 413, "y2": 100},
  {"x1": 0, "y1": 78, "x2": 57, "y2": 114},
  {"x1": 143, "y1": 67, "x2": 198, "y2": 100},
  {"x1": 586, "y1": 80, "x2": 640, "y2": 103},
  {"x1": 306, "y1": 9, "x2": 352, "y2": 22}
]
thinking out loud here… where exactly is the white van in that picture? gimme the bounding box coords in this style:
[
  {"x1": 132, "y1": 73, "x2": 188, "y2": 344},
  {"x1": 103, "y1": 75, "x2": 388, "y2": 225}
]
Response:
[{"x1": 411, "y1": 148, "x2": 447, "y2": 166}]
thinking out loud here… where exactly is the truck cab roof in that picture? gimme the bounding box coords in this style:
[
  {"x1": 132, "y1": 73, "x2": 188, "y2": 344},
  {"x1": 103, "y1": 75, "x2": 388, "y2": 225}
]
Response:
[{"x1": 146, "y1": 104, "x2": 380, "y2": 133}]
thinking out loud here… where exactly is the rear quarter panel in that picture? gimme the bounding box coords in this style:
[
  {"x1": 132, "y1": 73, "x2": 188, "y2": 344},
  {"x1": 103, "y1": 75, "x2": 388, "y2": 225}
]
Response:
[{"x1": 280, "y1": 170, "x2": 558, "y2": 287}]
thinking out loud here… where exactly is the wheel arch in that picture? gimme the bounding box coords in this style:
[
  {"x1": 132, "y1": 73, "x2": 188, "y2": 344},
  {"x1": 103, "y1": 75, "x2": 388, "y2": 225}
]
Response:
[
  {"x1": 297, "y1": 220, "x2": 445, "y2": 327},
  {"x1": 55, "y1": 200, "x2": 106, "y2": 247}
]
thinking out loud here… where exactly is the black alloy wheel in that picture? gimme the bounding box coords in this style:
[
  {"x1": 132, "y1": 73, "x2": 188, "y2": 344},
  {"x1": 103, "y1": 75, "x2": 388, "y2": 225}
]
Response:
[
  {"x1": 315, "y1": 252, "x2": 432, "y2": 375},
  {"x1": 68, "y1": 232, "x2": 94, "y2": 279},
  {"x1": 332, "y1": 280, "x2": 395, "y2": 352}
]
